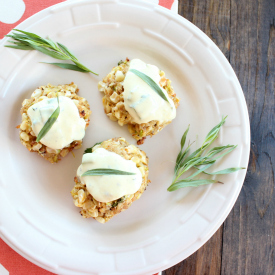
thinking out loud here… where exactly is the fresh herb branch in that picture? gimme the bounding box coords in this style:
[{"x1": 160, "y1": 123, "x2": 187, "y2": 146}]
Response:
[
  {"x1": 5, "y1": 29, "x2": 98, "y2": 75},
  {"x1": 81, "y1": 168, "x2": 136, "y2": 177},
  {"x1": 36, "y1": 95, "x2": 60, "y2": 143},
  {"x1": 129, "y1": 69, "x2": 169, "y2": 102},
  {"x1": 168, "y1": 116, "x2": 245, "y2": 191}
]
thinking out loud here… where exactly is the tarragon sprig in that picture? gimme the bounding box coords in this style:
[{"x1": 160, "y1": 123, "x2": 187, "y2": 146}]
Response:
[
  {"x1": 5, "y1": 29, "x2": 98, "y2": 75},
  {"x1": 168, "y1": 116, "x2": 245, "y2": 191},
  {"x1": 36, "y1": 95, "x2": 60, "y2": 143}
]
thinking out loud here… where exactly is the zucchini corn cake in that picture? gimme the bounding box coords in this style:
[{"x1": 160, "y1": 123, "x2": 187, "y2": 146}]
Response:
[
  {"x1": 19, "y1": 83, "x2": 91, "y2": 163},
  {"x1": 98, "y1": 58, "x2": 180, "y2": 144},
  {"x1": 71, "y1": 137, "x2": 149, "y2": 223}
]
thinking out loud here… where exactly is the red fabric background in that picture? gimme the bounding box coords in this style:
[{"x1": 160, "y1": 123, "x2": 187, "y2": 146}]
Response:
[
  {"x1": 159, "y1": 0, "x2": 174, "y2": 10},
  {"x1": 0, "y1": 0, "x2": 66, "y2": 39},
  {"x1": 0, "y1": 239, "x2": 55, "y2": 274},
  {"x1": 0, "y1": 0, "x2": 175, "y2": 39}
]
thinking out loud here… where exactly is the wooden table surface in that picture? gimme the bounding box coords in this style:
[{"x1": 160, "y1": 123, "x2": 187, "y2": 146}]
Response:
[{"x1": 164, "y1": 0, "x2": 275, "y2": 274}]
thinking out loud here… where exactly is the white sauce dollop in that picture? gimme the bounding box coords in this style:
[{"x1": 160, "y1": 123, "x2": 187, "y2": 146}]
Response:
[
  {"x1": 77, "y1": 148, "x2": 142, "y2": 203},
  {"x1": 27, "y1": 96, "x2": 86, "y2": 150},
  {"x1": 123, "y1": 59, "x2": 176, "y2": 124}
]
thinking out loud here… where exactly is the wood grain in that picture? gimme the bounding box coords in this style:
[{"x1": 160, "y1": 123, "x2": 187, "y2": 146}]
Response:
[
  {"x1": 164, "y1": 227, "x2": 223, "y2": 275},
  {"x1": 164, "y1": 0, "x2": 275, "y2": 274},
  {"x1": 178, "y1": 0, "x2": 231, "y2": 59},
  {"x1": 222, "y1": 0, "x2": 275, "y2": 274}
]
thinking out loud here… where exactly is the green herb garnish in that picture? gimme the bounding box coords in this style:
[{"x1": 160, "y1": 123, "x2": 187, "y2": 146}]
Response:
[
  {"x1": 36, "y1": 96, "x2": 60, "y2": 143},
  {"x1": 129, "y1": 69, "x2": 169, "y2": 102},
  {"x1": 5, "y1": 29, "x2": 97, "y2": 75},
  {"x1": 168, "y1": 116, "x2": 245, "y2": 191},
  {"x1": 81, "y1": 169, "x2": 136, "y2": 177},
  {"x1": 84, "y1": 142, "x2": 102, "y2": 154},
  {"x1": 111, "y1": 196, "x2": 126, "y2": 208}
]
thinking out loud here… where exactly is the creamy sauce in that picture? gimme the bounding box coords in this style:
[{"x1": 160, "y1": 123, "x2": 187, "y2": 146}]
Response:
[
  {"x1": 123, "y1": 59, "x2": 176, "y2": 124},
  {"x1": 27, "y1": 96, "x2": 86, "y2": 150},
  {"x1": 77, "y1": 148, "x2": 142, "y2": 203}
]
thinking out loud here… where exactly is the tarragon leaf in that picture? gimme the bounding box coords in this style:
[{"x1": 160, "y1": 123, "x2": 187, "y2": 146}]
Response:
[
  {"x1": 84, "y1": 142, "x2": 102, "y2": 154},
  {"x1": 129, "y1": 69, "x2": 169, "y2": 102},
  {"x1": 73, "y1": 60, "x2": 98, "y2": 75},
  {"x1": 41, "y1": 62, "x2": 90, "y2": 72},
  {"x1": 13, "y1": 29, "x2": 42, "y2": 39},
  {"x1": 168, "y1": 179, "x2": 222, "y2": 192},
  {"x1": 5, "y1": 45, "x2": 33, "y2": 50},
  {"x1": 81, "y1": 169, "x2": 136, "y2": 177},
  {"x1": 36, "y1": 96, "x2": 60, "y2": 143},
  {"x1": 200, "y1": 167, "x2": 245, "y2": 175},
  {"x1": 31, "y1": 45, "x2": 69, "y2": 60},
  {"x1": 57, "y1": 42, "x2": 77, "y2": 61}
]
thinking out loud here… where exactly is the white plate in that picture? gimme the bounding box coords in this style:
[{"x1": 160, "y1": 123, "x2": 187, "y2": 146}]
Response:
[{"x1": 0, "y1": 0, "x2": 250, "y2": 274}]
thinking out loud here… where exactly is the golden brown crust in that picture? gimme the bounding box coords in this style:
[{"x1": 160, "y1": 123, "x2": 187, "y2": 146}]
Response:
[
  {"x1": 71, "y1": 137, "x2": 150, "y2": 223},
  {"x1": 19, "y1": 83, "x2": 91, "y2": 163},
  {"x1": 98, "y1": 59, "x2": 180, "y2": 143}
]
